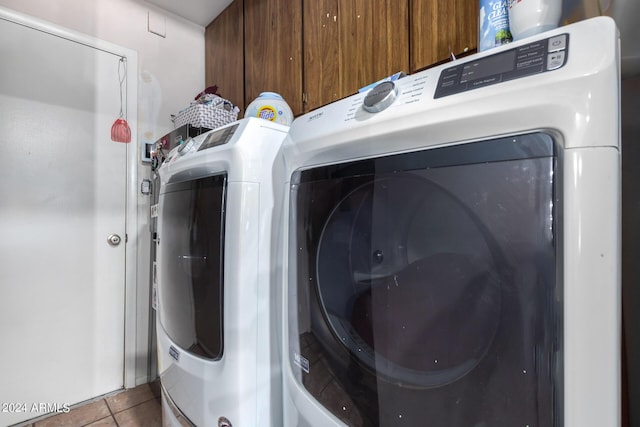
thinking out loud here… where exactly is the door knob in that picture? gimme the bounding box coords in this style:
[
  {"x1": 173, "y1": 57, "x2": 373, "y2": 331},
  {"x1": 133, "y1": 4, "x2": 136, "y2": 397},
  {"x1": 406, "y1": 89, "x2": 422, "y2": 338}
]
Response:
[{"x1": 107, "y1": 234, "x2": 122, "y2": 246}]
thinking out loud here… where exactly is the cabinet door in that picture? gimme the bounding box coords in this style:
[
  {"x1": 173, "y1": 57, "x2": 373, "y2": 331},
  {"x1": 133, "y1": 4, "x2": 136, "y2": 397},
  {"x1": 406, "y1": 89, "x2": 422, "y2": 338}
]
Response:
[
  {"x1": 410, "y1": 0, "x2": 478, "y2": 72},
  {"x1": 205, "y1": 0, "x2": 245, "y2": 112},
  {"x1": 244, "y1": 0, "x2": 303, "y2": 116},
  {"x1": 304, "y1": 0, "x2": 409, "y2": 112},
  {"x1": 303, "y1": 0, "x2": 340, "y2": 112},
  {"x1": 338, "y1": 0, "x2": 409, "y2": 99}
]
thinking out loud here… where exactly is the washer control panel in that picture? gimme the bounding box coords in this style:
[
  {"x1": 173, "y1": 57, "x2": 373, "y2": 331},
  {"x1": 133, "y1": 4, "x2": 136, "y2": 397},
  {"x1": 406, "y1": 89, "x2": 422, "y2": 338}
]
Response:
[
  {"x1": 164, "y1": 123, "x2": 240, "y2": 164},
  {"x1": 198, "y1": 123, "x2": 239, "y2": 151},
  {"x1": 434, "y1": 34, "x2": 569, "y2": 98}
]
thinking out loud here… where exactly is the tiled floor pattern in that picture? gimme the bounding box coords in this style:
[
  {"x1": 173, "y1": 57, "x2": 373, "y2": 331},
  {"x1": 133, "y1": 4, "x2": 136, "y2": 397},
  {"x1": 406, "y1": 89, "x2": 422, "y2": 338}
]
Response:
[{"x1": 19, "y1": 381, "x2": 162, "y2": 427}]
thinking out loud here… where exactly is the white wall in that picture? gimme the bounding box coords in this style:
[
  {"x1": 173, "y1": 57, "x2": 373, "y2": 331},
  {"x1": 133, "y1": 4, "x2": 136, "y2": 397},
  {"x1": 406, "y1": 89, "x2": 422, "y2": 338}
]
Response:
[
  {"x1": 0, "y1": 0, "x2": 206, "y2": 386},
  {"x1": 0, "y1": 0, "x2": 205, "y2": 138}
]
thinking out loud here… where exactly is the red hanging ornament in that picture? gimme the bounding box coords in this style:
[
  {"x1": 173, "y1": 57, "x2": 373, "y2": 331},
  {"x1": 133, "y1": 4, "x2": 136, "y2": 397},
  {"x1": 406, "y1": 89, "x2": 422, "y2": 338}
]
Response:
[{"x1": 110, "y1": 57, "x2": 131, "y2": 143}]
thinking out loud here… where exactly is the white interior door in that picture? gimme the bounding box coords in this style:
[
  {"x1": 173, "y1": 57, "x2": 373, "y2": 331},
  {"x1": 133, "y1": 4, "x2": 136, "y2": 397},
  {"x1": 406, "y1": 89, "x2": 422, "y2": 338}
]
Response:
[{"x1": 0, "y1": 15, "x2": 129, "y2": 426}]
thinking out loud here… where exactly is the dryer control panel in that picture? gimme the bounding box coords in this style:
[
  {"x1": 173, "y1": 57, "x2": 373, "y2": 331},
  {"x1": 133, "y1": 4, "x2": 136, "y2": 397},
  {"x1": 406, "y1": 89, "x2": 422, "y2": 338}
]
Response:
[
  {"x1": 434, "y1": 34, "x2": 569, "y2": 98},
  {"x1": 197, "y1": 123, "x2": 239, "y2": 151},
  {"x1": 163, "y1": 123, "x2": 240, "y2": 164}
]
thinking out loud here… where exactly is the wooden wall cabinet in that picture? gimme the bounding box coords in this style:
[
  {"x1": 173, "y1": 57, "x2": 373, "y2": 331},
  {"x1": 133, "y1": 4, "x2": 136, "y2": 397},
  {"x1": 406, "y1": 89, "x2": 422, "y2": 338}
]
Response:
[
  {"x1": 303, "y1": 0, "x2": 409, "y2": 112},
  {"x1": 410, "y1": 0, "x2": 478, "y2": 72},
  {"x1": 244, "y1": 0, "x2": 304, "y2": 115},
  {"x1": 205, "y1": 0, "x2": 478, "y2": 116},
  {"x1": 205, "y1": 0, "x2": 245, "y2": 111}
]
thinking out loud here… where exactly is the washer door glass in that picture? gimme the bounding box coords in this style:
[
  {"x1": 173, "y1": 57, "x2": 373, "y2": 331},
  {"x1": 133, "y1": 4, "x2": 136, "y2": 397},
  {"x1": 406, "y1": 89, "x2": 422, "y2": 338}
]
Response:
[
  {"x1": 317, "y1": 175, "x2": 502, "y2": 387},
  {"x1": 288, "y1": 133, "x2": 559, "y2": 426},
  {"x1": 158, "y1": 174, "x2": 226, "y2": 360}
]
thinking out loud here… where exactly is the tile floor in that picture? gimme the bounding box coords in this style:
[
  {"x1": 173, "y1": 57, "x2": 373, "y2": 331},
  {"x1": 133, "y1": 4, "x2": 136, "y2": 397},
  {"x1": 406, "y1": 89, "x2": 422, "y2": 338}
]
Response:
[{"x1": 18, "y1": 381, "x2": 162, "y2": 427}]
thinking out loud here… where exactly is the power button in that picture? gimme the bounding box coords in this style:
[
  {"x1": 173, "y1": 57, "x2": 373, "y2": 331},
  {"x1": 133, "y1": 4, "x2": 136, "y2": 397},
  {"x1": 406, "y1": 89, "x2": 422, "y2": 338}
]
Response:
[{"x1": 548, "y1": 34, "x2": 567, "y2": 53}]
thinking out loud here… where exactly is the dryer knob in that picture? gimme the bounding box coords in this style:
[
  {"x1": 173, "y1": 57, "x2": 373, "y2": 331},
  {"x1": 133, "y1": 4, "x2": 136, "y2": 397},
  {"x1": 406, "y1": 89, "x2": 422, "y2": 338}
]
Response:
[
  {"x1": 177, "y1": 138, "x2": 194, "y2": 156},
  {"x1": 363, "y1": 81, "x2": 398, "y2": 113}
]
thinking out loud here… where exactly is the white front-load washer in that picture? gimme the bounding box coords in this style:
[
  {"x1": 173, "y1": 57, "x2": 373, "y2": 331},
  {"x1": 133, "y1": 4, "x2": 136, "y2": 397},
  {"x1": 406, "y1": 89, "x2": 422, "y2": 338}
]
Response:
[
  {"x1": 155, "y1": 118, "x2": 289, "y2": 427},
  {"x1": 281, "y1": 17, "x2": 621, "y2": 427}
]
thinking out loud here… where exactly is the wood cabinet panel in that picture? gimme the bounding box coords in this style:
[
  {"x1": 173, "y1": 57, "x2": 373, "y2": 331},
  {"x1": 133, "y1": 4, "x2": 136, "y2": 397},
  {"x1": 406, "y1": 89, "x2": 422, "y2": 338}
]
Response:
[
  {"x1": 205, "y1": 0, "x2": 245, "y2": 111},
  {"x1": 303, "y1": 0, "x2": 409, "y2": 112},
  {"x1": 244, "y1": 0, "x2": 303, "y2": 116},
  {"x1": 338, "y1": 0, "x2": 409, "y2": 97},
  {"x1": 205, "y1": 0, "x2": 476, "y2": 116},
  {"x1": 410, "y1": 0, "x2": 478, "y2": 72},
  {"x1": 302, "y1": 0, "x2": 340, "y2": 112}
]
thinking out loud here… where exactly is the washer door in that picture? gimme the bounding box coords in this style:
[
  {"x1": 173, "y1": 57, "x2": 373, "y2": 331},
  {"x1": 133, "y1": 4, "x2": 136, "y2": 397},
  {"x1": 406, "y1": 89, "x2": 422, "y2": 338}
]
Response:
[
  {"x1": 316, "y1": 176, "x2": 501, "y2": 387},
  {"x1": 158, "y1": 174, "x2": 227, "y2": 360},
  {"x1": 288, "y1": 133, "x2": 560, "y2": 427}
]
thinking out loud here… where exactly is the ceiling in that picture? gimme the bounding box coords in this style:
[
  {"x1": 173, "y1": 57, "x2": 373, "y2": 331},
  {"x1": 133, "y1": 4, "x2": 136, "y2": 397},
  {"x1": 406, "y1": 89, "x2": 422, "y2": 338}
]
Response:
[{"x1": 145, "y1": 0, "x2": 233, "y2": 27}]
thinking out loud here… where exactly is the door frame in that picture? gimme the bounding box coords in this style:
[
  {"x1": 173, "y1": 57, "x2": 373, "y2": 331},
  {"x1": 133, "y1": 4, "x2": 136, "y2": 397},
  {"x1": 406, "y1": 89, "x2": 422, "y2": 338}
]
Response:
[{"x1": 0, "y1": 6, "x2": 139, "y2": 389}]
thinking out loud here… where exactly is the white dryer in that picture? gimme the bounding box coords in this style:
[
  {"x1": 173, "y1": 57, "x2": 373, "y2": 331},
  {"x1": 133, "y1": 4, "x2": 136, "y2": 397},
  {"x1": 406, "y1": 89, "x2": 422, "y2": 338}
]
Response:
[
  {"x1": 281, "y1": 17, "x2": 620, "y2": 427},
  {"x1": 155, "y1": 118, "x2": 289, "y2": 427}
]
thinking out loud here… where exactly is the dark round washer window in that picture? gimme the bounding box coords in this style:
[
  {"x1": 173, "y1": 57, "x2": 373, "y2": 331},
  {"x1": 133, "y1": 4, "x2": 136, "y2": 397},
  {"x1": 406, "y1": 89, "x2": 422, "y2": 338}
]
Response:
[{"x1": 316, "y1": 176, "x2": 502, "y2": 387}]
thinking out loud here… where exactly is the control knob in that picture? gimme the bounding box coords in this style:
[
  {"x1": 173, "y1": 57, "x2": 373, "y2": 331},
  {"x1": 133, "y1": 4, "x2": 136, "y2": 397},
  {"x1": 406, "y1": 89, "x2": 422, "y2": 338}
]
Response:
[
  {"x1": 363, "y1": 81, "x2": 398, "y2": 113},
  {"x1": 177, "y1": 137, "x2": 195, "y2": 156}
]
